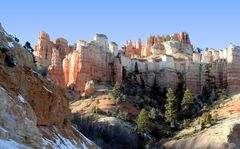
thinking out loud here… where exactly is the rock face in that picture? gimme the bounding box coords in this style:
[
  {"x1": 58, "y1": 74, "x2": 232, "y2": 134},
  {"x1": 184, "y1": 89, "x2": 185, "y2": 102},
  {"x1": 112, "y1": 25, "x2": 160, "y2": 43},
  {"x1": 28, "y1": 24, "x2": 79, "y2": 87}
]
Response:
[
  {"x1": 35, "y1": 32, "x2": 122, "y2": 95},
  {"x1": 0, "y1": 25, "x2": 99, "y2": 148},
  {"x1": 0, "y1": 26, "x2": 35, "y2": 68},
  {"x1": 122, "y1": 32, "x2": 191, "y2": 58},
  {"x1": 34, "y1": 31, "x2": 54, "y2": 66},
  {"x1": 121, "y1": 38, "x2": 240, "y2": 96},
  {"x1": 84, "y1": 80, "x2": 95, "y2": 97},
  {"x1": 34, "y1": 31, "x2": 240, "y2": 97}
]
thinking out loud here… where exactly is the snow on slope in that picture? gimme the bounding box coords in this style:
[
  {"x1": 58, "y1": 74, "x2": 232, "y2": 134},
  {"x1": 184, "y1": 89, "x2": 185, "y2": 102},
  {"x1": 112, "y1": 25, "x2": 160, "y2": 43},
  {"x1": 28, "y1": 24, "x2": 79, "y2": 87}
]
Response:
[{"x1": 0, "y1": 139, "x2": 31, "y2": 149}]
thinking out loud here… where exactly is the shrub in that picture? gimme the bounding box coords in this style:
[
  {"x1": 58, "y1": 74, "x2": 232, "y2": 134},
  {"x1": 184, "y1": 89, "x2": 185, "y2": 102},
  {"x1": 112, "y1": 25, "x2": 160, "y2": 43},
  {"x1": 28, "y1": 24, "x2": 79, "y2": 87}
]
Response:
[
  {"x1": 217, "y1": 89, "x2": 228, "y2": 100},
  {"x1": 117, "y1": 111, "x2": 129, "y2": 121},
  {"x1": 182, "y1": 119, "x2": 191, "y2": 128},
  {"x1": 199, "y1": 112, "x2": 213, "y2": 129},
  {"x1": 115, "y1": 97, "x2": 121, "y2": 104}
]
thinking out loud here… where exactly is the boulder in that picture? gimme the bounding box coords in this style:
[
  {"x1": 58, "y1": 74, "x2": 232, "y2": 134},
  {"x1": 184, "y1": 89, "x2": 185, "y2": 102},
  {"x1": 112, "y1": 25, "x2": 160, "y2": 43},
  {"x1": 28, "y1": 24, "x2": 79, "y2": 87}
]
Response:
[{"x1": 84, "y1": 80, "x2": 95, "y2": 97}]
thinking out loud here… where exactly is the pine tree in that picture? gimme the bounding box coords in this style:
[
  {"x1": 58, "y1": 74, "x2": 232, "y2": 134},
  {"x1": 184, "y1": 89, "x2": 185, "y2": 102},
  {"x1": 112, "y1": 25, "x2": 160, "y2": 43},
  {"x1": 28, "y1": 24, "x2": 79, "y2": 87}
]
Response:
[
  {"x1": 136, "y1": 109, "x2": 150, "y2": 132},
  {"x1": 181, "y1": 89, "x2": 193, "y2": 117},
  {"x1": 112, "y1": 83, "x2": 121, "y2": 99},
  {"x1": 165, "y1": 88, "x2": 177, "y2": 127},
  {"x1": 149, "y1": 108, "x2": 157, "y2": 120}
]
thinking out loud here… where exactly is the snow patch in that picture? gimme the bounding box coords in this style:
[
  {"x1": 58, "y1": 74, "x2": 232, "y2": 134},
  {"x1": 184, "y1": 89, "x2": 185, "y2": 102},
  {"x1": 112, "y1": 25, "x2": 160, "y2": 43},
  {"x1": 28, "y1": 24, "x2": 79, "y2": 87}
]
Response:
[
  {"x1": 82, "y1": 132, "x2": 93, "y2": 145},
  {"x1": 0, "y1": 139, "x2": 31, "y2": 149},
  {"x1": 43, "y1": 86, "x2": 53, "y2": 93},
  {"x1": 0, "y1": 127, "x2": 8, "y2": 133},
  {"x1": 42, "y1": 134, "x2": 79, "y2": 149},
  {"x1": 42, "y1": 126, "x2": 97, "y2": 148},
  {"x1": 72, "y1": 126, "x2": 96, "y2": 147},
  {"x1": 7, "y1": 42, "x2": 14, "y2": 48},
  {"x1": 0, "y1": 86, "x2": 5, "y2": 91},
  {"x1": 18, "y1": 95, "x2": 25, "y2": 103},
  {"x1": 82, "y1": 143, "x2": 88, "y2": 149}
]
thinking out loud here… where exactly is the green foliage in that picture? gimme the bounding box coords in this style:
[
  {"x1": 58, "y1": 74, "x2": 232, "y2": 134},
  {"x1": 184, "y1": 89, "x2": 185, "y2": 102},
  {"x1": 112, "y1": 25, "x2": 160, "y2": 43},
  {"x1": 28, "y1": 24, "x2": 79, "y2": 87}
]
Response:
[
  {"x1": 117, "y1": 111, "x2": 129, "y2": 121},
  {"x1": 182, "y1": 119, "x2": 191, "y2": 128},
  {"x1": 136, "y1": 109, "x2": 150, "y2": 132},
  {"x1": 165, "y1": 88, "x2": 177, "y2": 127},
  {"x1": 199, "y1": 112, "x2": 213, "y2": 129},
  {"x1": 111, "y1": 83, "x2": 121, "y2": 99},
  {"x1": 217, "y1": 89, "x2": 228, "y2": 100},
  {"x1": 181, "y1": 89, "x2": 193, "y2": 117},
  {"x1": 136, "y1": 96, "x2": 144, "y2": 108},
  {"x1": 115, "y1": 97, "x2": 121, "y2": 104},
  {"x1": 148, "y1": 108, "x2": 157, "y2": 120}
]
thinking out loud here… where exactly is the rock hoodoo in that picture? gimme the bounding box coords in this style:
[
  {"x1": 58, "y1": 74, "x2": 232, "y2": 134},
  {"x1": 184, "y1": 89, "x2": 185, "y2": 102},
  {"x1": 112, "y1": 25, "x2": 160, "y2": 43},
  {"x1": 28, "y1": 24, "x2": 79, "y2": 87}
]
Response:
[
  {"x1": 35, "y1": 31, "x2": 240, "y2": 97},
  {"x1": 35, "y1": 32, "x2": 122, "y2": 96}
]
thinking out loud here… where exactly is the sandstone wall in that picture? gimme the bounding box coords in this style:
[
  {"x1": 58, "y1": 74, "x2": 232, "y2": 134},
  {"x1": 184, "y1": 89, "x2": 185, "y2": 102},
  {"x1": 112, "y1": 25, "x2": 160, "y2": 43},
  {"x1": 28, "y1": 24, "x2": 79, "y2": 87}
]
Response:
[
  {"x1": 35, "y1": 32, "x2": 122, "y2": 95},
  {"x1": 226, "y1": 45, "x2": 240, "y2": 93},
  {"x1": 34, "y1": 30, "x2": 240, "y2": 96},
  {"x1": 34, "y1": 31, "x2": 54, "y2": 66},
  {"x1": 122, "y1": 32, "x2": 192, "y2": 58}
]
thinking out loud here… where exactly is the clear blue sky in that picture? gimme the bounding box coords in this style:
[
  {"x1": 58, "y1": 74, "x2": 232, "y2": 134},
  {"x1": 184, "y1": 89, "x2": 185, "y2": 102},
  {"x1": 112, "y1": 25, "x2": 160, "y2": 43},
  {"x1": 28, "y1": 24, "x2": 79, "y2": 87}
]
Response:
[{"x1": 0, "y1": 0, "x2": 239, "y2": 49}]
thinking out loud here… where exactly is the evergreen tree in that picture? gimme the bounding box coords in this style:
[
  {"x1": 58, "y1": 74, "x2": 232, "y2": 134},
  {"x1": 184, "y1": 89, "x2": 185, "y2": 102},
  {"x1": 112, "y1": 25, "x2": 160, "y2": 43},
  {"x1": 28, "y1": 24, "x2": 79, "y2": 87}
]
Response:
[
  {"x1": 136, "y1": 109, "x2": 150, "y2": 132},
  {"x1": 165, "y1": 88, "x2": 177, "y2": 127},
  {"x1": 181, "y1": 89, "x2": 193, "y2": 118},
  {"x1": 149, "y1": 108, "x2": 157, "y2": 120},
  {"x1": 112, "y1": 83, "x2": 121, "y2": 99}
]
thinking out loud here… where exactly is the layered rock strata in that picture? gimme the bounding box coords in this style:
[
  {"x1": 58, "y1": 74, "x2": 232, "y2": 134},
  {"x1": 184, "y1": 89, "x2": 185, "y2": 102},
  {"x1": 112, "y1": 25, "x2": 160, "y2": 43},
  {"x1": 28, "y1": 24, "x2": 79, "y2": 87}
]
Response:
[
  {"x1": 35, "y1": 32, "x2": 122, "y2": 95},
  {"x1": 35, "y1": 31, "x2": 240, "y2": 96},
  {"x1": 0, "y1": 24, "x2": 99, "y2": 148}
]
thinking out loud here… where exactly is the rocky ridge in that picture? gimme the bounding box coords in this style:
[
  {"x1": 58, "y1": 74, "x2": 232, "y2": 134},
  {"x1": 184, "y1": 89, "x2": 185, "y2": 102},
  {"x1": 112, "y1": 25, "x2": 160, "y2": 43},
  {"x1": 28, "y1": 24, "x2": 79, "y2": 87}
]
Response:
[
  {"x1": 0, "y1": 23, "x2": 98, "y2": 148},
  {"x1": 35, "y1": 31, "x2": 240, "y2": 97}
]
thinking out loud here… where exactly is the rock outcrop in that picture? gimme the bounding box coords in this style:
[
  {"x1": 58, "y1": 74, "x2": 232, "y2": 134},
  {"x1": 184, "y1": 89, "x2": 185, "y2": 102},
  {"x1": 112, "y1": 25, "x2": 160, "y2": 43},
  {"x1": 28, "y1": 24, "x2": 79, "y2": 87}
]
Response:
[
  {"x1": 120, "y1": 33, "x2": 239, "y2": 96},
  {"x1": 35, "y1": 32, "x2": 122, "y2": 95},
  {"x1": 84, "y1": 80, "x2": 95, "y2": 97},
  {"x1": 0, "y1": 24, "x2": 99, "y2": 148},
  {"x1": 122, "y1": 32, "x2": 191, "y2": 58},
  {"x1": 34, "y1": 30, "x2": 240, "y2": 97}
]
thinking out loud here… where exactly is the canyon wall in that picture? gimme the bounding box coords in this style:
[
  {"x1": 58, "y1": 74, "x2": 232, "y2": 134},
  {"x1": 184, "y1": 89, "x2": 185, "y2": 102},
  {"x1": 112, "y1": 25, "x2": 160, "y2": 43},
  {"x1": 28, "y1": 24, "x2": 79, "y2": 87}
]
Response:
[
  {"x1": 35, "y1": 31, "x2": 240, "y2": 96},
  {"x1": 120, "y1": 33, "x2": 239, "y2": 96},
  {"x1": 35, "y1": 32, "x2": 122, "y2": 95}
]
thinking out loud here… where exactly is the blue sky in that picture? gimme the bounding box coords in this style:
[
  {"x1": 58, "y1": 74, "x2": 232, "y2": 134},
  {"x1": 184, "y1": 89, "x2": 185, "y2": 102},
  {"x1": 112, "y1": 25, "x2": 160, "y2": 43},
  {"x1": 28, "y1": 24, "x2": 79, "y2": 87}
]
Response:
[{"x1": 0, "y1": 0, "x2": 239, "y2": 49}]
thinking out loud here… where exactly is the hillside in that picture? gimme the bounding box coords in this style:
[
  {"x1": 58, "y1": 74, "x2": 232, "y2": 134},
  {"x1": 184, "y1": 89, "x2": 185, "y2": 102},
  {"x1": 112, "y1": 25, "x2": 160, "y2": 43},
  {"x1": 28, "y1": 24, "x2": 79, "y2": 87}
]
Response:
[
  {"x1": 162, "y1": 93, "x2": 240, "y2": 149},
  {"x1": 2, "y1": 20, "x2": 240, "y2": 149},
  {"x1": 0, "y1": 23, "x2": 99, "y2": 148}
]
